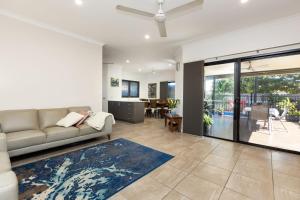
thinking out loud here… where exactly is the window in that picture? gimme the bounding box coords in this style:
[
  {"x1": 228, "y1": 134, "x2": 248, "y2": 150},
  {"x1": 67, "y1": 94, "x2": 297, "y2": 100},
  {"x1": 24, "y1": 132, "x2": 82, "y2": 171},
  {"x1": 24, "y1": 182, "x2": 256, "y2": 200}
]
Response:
[
  {"x1": 168, "y1": 82, "x2": 176, "y2": 98},
  {"x1": 122, "y1": 80, "x2": 140, "y2": 97}
]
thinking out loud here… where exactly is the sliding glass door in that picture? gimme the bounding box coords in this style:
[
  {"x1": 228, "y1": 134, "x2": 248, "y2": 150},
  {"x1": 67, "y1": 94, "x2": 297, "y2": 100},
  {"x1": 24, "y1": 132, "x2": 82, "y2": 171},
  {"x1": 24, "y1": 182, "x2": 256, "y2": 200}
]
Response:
[
  {"x1": 204, "y1": 63, "x2": 235, "y2": 140},
  {"x1": 239, "y1": 54, "x2": 300, "y2": 152},
  {"x1": 203, "y1": 52, "x2": 300, "y2": 153}
]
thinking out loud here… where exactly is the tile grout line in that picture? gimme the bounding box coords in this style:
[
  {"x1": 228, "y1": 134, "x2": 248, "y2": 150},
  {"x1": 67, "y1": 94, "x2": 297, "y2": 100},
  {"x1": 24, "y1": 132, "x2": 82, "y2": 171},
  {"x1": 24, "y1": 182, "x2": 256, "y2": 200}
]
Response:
[
  {"x1": 161, "y1": 187, "x2": 191, "y2": 200},
  {"x1": 271, "y1": 151, "x2": 275, "y2": 200},
  {"x1": 216, "y1": 146, "x2": 242, "y2": 200},
  {"x1": 162, "y1": 140, "x2": 221, "y2": 199}
]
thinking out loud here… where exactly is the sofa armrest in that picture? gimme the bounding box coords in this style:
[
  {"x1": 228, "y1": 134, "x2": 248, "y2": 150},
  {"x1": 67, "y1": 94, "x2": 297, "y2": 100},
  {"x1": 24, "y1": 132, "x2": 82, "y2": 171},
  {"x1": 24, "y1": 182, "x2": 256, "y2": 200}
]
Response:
[
  {"x1": 0, "y1": 133, "x2": 7, "y2": 152},
  {"x1": 102, "y1": 115, "x2": 113, "y2": 134},
  {"x1": 0, "y1": 171, "x2": 18, "y2": 200}
]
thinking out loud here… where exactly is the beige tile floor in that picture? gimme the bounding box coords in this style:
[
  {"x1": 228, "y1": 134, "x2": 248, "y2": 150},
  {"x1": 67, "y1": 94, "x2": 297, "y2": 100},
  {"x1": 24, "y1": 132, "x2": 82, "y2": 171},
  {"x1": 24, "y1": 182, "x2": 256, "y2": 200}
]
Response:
[{"x1": 12, "y1": 118, "x2": 300, "y2": 200}]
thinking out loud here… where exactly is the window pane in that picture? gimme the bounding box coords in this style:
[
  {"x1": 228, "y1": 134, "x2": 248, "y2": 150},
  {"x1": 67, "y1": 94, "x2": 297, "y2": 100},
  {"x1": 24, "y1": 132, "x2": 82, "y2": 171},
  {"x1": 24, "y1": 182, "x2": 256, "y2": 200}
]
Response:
[
  {"x1": 122, "y1": 80, "x2": 129, "y2": 97},
  {"x1": 239, "y1": 54, "x2": 300, "y2": 152},
  {"x1": 168, "y1": 82, "x2": 175, "y2": 98},
  {"x1": 130, "y1": 82, "x2": 139, "y2": 97},
  {"x1": 204, "y1": 62, "x2": 235, "y2": 140}
]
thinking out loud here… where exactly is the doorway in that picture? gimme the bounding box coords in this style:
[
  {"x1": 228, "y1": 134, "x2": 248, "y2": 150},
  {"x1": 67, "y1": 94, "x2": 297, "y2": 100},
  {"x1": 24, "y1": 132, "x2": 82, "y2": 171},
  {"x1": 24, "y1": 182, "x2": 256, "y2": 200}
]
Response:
[{"x1": 203, "y1": 51, "x2": 300, "y2": 153}]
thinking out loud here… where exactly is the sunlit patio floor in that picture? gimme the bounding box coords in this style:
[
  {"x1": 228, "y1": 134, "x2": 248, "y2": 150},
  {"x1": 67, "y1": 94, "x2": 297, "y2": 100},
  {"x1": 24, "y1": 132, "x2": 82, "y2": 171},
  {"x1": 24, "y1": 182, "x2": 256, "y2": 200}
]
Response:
[
  {"x1": 209, "y1": 115, "x2": 300, "y2": 152},
  {"x1": 242, "y1": 119, "x2": 300, "y2": 152}
]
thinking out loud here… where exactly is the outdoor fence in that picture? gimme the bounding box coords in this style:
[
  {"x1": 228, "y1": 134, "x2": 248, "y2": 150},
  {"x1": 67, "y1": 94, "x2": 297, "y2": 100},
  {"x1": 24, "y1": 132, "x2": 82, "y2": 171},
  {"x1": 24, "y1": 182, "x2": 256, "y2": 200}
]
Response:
[{"x1": 206, "y1": 93, "x2": 300, "y2": 113}]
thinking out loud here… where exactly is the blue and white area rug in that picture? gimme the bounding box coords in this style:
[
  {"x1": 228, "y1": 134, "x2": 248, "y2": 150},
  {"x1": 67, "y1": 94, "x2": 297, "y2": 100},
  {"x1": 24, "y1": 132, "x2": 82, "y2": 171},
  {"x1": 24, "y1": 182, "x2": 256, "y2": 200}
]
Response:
[{"x1": 14, "y1": 138, "x2": 173, "y2": 200}]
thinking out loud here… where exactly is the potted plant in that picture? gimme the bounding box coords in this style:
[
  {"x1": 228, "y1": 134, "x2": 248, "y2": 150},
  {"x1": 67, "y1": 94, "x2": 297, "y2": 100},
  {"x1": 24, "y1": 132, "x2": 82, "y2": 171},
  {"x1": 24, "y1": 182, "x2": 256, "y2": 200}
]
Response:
[
  {"x1": 278, "y1": 97, "x2": 293, "y2": 112},
  {"x1": 286, "y1": 106, "x2": 300, "y2": 122},
  {"x1": 204, "y1": 100, "x2": 210, "y2": 115},
  {"x1": 278, "y1": 98, "x2": 300, "y2": 122},
  {"x1": 203, "y1": 114, "x2": 213, "y2": 135},
  {"x1": 286, "y1": 110, "x2": 300, "y2": 122},
  {"x1": 216, "y1": 107, "x2": 224, "y2": 116},
  {"x1": 167, "y1": 98, "x2": 180, "y2": 115}
]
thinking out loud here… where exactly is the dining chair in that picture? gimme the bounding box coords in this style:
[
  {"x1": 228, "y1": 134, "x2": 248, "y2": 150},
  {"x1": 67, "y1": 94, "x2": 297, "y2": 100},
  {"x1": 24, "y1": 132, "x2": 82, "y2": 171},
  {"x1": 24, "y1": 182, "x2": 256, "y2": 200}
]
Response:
[
  {"x1": 150, "y1": 99, "x2": 160, "y2": 118},
  {"x1": 250, "y1": 104, "x2": 272, "y2": 134},
  {"x1": 144, "y1": 101, "x2": 151, "y2": 117}
]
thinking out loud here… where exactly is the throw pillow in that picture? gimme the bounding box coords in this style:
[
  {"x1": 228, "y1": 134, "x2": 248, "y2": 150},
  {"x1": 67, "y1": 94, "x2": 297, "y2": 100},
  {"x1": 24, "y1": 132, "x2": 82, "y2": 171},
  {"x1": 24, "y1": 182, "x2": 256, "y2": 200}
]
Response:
[
  {"x1": 75, "y1": 111, "x2": 91, "y2": 128},
  {"x1": 56, "y1": 112, "x2": 84, "y2": 128}
]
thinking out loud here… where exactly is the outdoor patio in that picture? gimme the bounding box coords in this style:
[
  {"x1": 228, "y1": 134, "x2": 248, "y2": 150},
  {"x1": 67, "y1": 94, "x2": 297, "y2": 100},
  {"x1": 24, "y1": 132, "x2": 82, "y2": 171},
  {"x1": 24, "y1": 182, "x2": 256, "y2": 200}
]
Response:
[
  {"x1": 208, "y1": 115, "x2": 300, "y2": 152},
  {"x1": 240, "y1": 118, "x2": 300, "y2": 152}
]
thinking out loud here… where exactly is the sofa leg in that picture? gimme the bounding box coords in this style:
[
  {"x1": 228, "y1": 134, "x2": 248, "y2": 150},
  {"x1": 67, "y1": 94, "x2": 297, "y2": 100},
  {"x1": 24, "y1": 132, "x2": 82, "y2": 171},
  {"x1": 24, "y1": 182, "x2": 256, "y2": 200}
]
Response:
[{"x1": 107, "y1": 134, "x2": 111, "y2": 140}]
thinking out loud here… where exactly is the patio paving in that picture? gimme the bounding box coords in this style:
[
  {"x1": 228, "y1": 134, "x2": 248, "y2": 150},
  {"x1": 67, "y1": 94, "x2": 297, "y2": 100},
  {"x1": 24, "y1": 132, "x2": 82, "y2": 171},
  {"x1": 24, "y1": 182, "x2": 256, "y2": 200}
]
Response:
[
  {"x1": 209, "y1": 115, "x2": 300, "y2": 152},
  {"x1": 241, "y1": 119, "x2": 300, "y2": 152}
]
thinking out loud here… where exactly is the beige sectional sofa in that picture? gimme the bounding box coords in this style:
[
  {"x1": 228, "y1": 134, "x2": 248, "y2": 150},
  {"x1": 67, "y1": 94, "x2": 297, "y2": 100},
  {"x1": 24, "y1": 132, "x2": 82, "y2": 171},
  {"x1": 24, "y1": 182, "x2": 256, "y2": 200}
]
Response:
[
  {"x1": 0, "y1": 133, "x2": 18, "y2": 200},
  {"x1": 0, "y1": 106, "x2": 113, "y2": 200},
  {"x1": 0, "y1": 106, "x2": 113, "y2": 157}
]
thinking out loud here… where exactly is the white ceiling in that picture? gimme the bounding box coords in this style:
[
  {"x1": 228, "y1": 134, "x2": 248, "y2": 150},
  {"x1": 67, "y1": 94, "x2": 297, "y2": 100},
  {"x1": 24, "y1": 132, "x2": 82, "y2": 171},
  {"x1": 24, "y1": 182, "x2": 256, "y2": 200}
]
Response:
[
  {"x1": 1, "y1": 0, "x2": 300, "y2": 73},
  {"x1": 205, "y1": 54, "x2": 300, "y2": 76},
  {"x1": 241, "y1": 54, "x2": 300, "y2": 73}
]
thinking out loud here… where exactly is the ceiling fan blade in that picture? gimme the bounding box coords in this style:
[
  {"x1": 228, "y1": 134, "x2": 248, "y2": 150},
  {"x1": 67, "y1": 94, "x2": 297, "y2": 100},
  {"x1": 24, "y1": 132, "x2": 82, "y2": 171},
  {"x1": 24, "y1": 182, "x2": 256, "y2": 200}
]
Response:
[
  {"x1": 157, "y1": 21, "x2": 167, "y2": 37},
  {"x1": 166, "y1": 0, "x2": 204, "y2": 16},
  {"x1": 116, "y1": 5, "x2": 155, "y2": 18}
]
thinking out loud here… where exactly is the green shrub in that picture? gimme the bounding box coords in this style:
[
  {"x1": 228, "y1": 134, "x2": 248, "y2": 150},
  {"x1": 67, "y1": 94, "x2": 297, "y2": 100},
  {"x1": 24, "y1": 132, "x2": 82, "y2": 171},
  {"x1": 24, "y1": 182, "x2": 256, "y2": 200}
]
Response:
[{"x1": 203, "y1": 114, "x2": 213, "y2": 127}]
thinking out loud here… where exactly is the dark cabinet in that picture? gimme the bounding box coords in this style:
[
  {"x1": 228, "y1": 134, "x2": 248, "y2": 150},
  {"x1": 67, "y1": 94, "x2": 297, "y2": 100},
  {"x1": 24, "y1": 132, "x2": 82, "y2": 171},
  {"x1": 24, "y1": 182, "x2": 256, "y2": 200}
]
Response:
[{"x1": 108, "y1": 101, "x2": 144, "y2": 123}]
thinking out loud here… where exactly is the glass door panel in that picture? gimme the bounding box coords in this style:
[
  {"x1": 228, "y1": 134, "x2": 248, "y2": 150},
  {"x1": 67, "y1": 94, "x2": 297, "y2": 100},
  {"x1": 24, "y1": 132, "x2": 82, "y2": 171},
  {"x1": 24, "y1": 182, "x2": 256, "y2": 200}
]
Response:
[
  {"x1": 239, "y1": 54, "x2": 300, "y2": 152},
  {"x1": 204, "y1": 63, "x2": 235, "y2": 140}
]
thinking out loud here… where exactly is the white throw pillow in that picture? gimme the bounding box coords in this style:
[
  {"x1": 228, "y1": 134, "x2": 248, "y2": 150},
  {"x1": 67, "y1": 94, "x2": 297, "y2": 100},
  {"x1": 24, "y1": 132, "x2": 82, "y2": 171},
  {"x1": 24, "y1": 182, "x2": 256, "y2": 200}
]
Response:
[{"x1": 56, "y1": 112, "x2": 84, "y2": 128}]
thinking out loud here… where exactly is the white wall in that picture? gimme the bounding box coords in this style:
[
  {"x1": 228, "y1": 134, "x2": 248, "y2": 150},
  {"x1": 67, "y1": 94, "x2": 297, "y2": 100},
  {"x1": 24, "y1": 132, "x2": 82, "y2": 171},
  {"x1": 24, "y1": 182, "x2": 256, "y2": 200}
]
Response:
[
  {"x1": 0, "y1": 15, "x2": 103, "y2": 111},
  {"x1": 182, "y1": 14, "x2": 300, "y2": 63},
  {"x1": 175, "y1": 14, "x2": 300, "y2": 116},
  {"x1": 174, "y1": 47, "x2": 184, "y2": 115},
  {"x1": 144, "y1": 70, "x2": 176, "y2": 99},
  {"x1": 103, "y1": 64, "x2": 147, "y2": 103},
  {"x1": 102, "y1": 64, "x2": 175, "y2": 105}
]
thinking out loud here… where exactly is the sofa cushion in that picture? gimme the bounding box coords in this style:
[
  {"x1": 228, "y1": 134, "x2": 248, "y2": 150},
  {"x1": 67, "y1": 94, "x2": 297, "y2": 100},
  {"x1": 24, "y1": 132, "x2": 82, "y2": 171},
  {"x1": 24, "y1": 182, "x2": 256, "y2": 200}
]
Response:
[
  {"x1": 44, "y1": 126, "x2": 79, "y2": 143},
  {"x1": 0, "y1": 109, "x2": 39, "y2": 133},
  {"x1": 6, "y1": 130, "x2": 46, "y2": 151},
  {"x1": 0, "y1": 152, "x2": 11, "y2": 172},
  {"x1": 56, "y1": 112, "x2": 84, "y2": 128},
  {"x1": 68, "y1": 106, "x2": 91, "y2": 114},
  {"x1": 39, "y1": 108, "x2": 68, "y2": 129},
  {"x1": 79, "y1": 124, "x2": 98, "y2": 136}
]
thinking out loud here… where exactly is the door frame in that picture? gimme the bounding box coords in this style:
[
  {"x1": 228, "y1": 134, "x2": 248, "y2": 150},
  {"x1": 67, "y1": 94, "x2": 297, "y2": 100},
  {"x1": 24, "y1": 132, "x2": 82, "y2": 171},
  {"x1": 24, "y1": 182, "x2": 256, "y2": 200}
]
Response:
[{"x1": 203, "y1": 48, "x2": 300, "y2": 155}]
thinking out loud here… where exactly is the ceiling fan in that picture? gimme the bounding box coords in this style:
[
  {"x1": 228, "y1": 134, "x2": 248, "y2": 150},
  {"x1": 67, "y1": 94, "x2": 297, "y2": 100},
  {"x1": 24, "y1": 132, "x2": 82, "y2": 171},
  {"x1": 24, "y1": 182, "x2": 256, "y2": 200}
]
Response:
[
  {"x1": 116, "y1": 0, "x2": 204, "y2": 37},
  {"x1": 242, "y1": 61, "x2": 270, "y2": 72}
]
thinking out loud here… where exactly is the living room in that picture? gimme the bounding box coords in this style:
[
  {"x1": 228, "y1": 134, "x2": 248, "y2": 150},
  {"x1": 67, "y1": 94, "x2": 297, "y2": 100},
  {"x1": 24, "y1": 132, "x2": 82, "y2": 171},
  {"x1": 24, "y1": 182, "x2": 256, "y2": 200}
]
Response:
[{"x1": 1, "y1": 0, "x2": 300, "y2": 200}]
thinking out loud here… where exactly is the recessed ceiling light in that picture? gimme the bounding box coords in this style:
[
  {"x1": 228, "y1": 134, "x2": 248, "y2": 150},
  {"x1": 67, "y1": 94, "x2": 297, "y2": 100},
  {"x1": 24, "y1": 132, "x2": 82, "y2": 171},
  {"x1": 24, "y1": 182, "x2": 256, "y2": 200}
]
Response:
[
  {"x1": 144, "y1": 34, "x2": 150, "y2": 40},
  {"x1": 75, "y1": 0, "x2": 83, "y2": 6},
  {"x1": 126, "y1": 59, "x2": 130, "y2": 63},
  {"x1": 241, "y1": 0, "x2": 249, "y2": 4},
  {"x1": 168, "y1": 63, "x2": 172, "y2": 67},
  {"x1": 138, "y1": 68, "x2": 142, "y2": 72}
]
